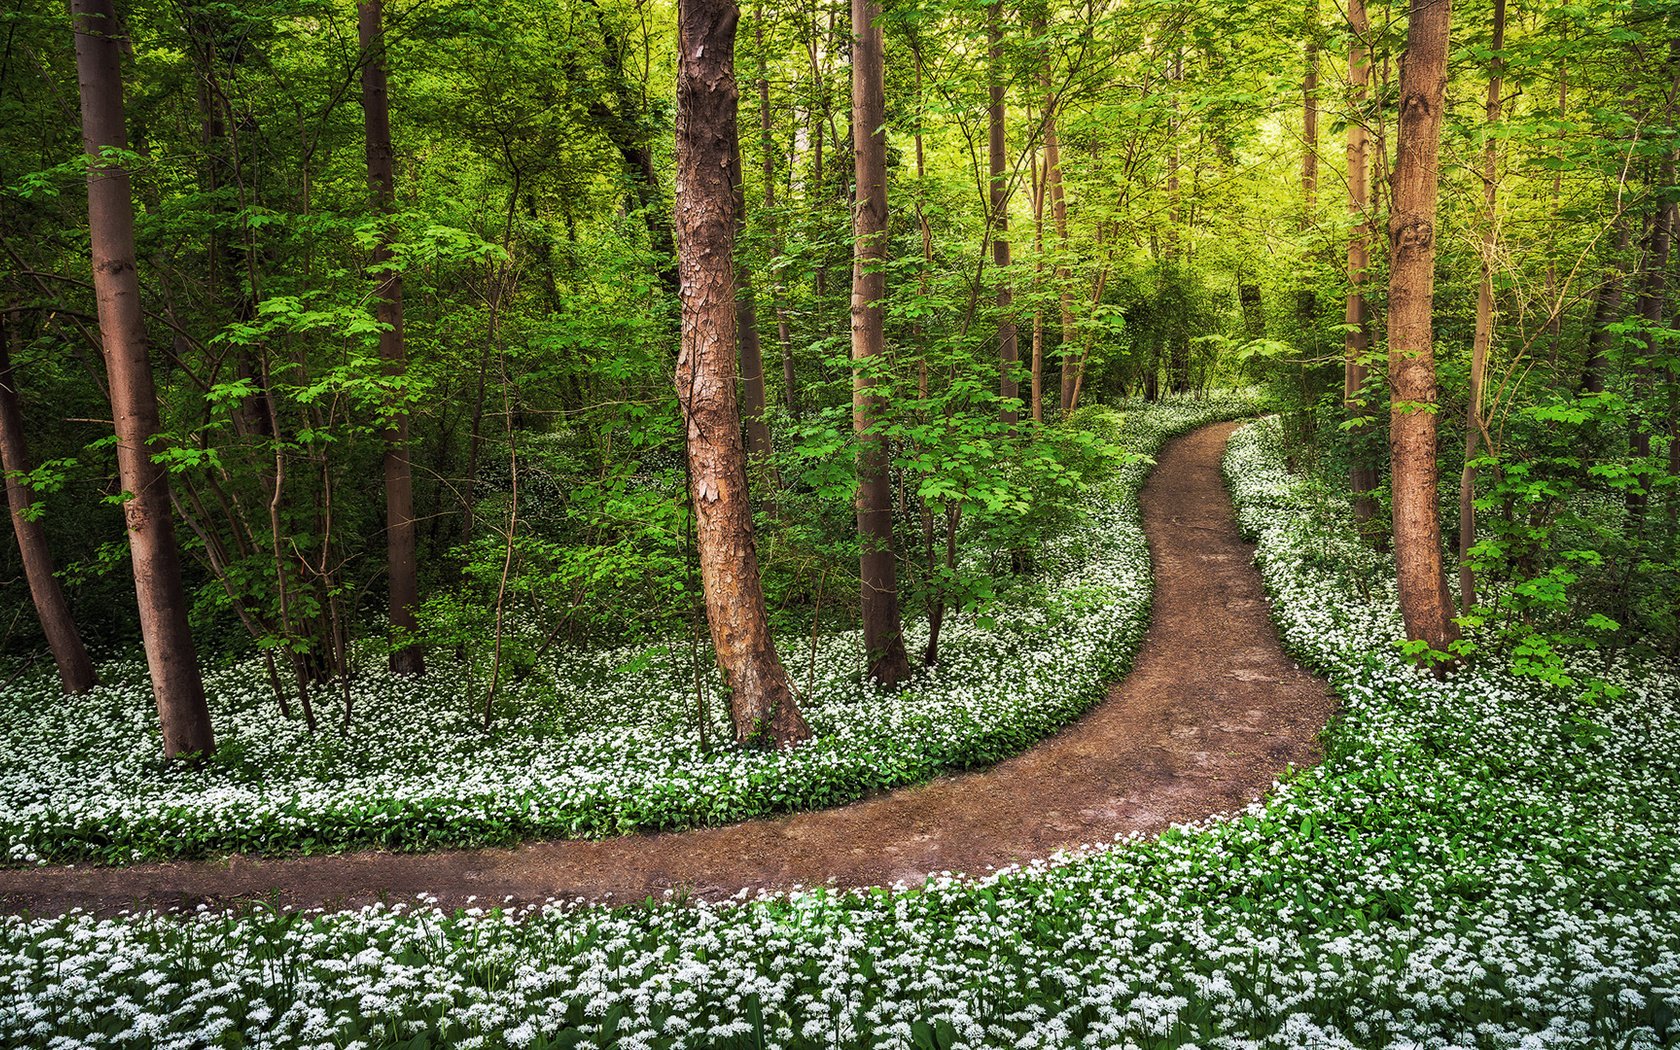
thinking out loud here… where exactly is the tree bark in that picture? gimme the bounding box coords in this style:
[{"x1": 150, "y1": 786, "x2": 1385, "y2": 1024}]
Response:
[
  {"x1": 990, "y1": 3, "x2": 1018, "y2": 425},
  {"x1": 1581, "y1": 219, "x2": 1632, "y2": 395},
  {"x1": 1345, "y1": 0, "x2": 1380, "y2": 535},
  {"x1": 73, "y1": 0, "x2": 214, "y2": 756},
  {"x1": 1456, "y1": 0, "x2": 1505, "y2": 613},
  {"x1": 852, "y1": 0, "x2": 911, "y2": 688},
  {"x1": 359, "y1": 0, "x2": 424, "y2": 676},
  {"x1": 1303, "y1": 0, "x2": 1320, "y2": 224},
  {"x1": 0, "y1": 315, "x2": 97, "y2": 694},
  {"x1": 1046, "y1": 90, "x2": 1075, "y2": 415},
  {"x1": 729, "y1": 132, "x2": 775, "y2": 468},
  {"x1": 1630, "y1": 154, "x2": 1677, "y2": 527},
  {"x1": 1387, "y1": 0, "x2": 1459, "y2": 657},
  {"x1": 674, "y1": 0, "x2": 809, "y2": 747},
  {"x1": 755, "y1": 11, "x2": 799, "y2": 422}
]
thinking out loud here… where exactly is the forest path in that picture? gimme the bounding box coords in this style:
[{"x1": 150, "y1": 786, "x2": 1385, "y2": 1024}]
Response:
[{"x1": 0, "y1": 422, "x2": 1333, "y2": 917}]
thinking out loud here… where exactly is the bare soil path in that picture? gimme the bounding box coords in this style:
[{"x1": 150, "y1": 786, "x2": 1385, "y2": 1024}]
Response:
[{"x1": 0, "y1": 422, "x2": 1333, "y2": 917}]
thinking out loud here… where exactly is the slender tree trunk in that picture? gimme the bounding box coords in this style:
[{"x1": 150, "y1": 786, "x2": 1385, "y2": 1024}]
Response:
[
  {"x1": 852, "y1": 0, "x2": 911, "y2": 688},
  {"x1": 1166, "y1": 50, "x2": 1189, "y2": 392},
  {"x1": 359, "y1": 0, "x2": 424, "y2": 675},
  {"x1": 0, "y1": 315, "x2": 97, "y2": 693},
  {"x1": 1387, "y1": 0, "x2": 1459, "y2": 657},
  {"x1": 1303, "y1": 0, "x2": 1320, "y2": 223},
  {"x1": 73, "y1": 0, "x2": 213, "y2": 756},
  {"x1": 1345, "y1": 0, "x2": 1380, "y2": 535},
  {"x1": 756, "y1": 11, "x2": 799, "y2": 421},
  {"x1": 1581, "y1": 219, "x2": 1632, "y2": 395},
  {"x1": 674, "y1": 0, "x2": 809, "y2": 747},
  {"x1": 1046, "y1": 94, "x2": 1075, "y2": 415},
  {"x1": 1630, "y1": 155, "x2": 1677, "y2": 527},
  {"x1": 1031, "y1": 140, "x2": 1045, "y2": 424},
  {"x1": 729, "y1": 133, "x2": 775, "y2": 468},
  {"x1": 1457, "y1": 0, "x2": 1505, "y2": 613},
  {"x1": 990, "y1": 2, "x2": 1018, "y2": 425}
]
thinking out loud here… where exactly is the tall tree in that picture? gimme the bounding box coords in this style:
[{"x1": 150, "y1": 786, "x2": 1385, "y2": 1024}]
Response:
[
  {"x1": 1344, "y1": 0, "x2": 1379, "y2": 535},
  {"x1": 1456, "y1": 0, "x2": 1505, "y2": 612},
  {"x1": 990, "y1": 0, "x2": 1019, "y2": 425},
  {"x1": 729, "y1": 132, "x2": 775, "y2": 469},
  {"x1": 853, "y1": 0, "x2": 912, "y2": 687},
  {"x1": 674, "y1": 0, "x2": 809, "y2": 747},
  {"x1": 1302, "y1": 0, "x2": 1320, "y2": 223},
  {"x1": 72, "y1": 0, "x2": 214, "y2": 756},
  {"x1": 755, "y1": 9, "x2": 799, "y2": 421},
  {"x1": 1629, "y1": 153, "x2": 1677, "y2": 526},
  {"x1": 358, "y1": 0, "x2": 424, "y2": 676},
  {"x1": 0, "y1": 315, "x2": 96, "y2": 694},
  {"x1": 1387, "y1": 0, "x2": 1459, "y2": 656}
]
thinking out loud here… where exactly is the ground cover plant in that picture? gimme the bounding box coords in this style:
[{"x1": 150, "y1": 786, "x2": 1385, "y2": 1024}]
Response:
[
  {"x1": 0, "y1": 396, "x2": 1257, "y2": 867},
  {"x1": 2, "y1": 418, "x2": 1675, "y2": 1049}
]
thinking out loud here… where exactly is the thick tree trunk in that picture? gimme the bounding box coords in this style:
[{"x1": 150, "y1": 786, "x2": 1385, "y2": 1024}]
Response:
[
  {"x1": 1345, "y1": 0, "x2": 1380, "y2": 535},
  {"x1": 359, "y1": 1, "x2": 424, "y2": 676},
  {"x1": 674, "y1": 0, "x2": 809, "y2": 747},
  {"x1": 852, "y1": 0, "x2": 911, "y2": 688},
  {"x1": 990, "y1": 3, "x2": 1018, "y2": 425},
  {"x1": 73, "y1": 0, "x2": 213, "y2": 756},
  {"x1": 1387, "y1": 0, "x2": 1459, "y2": 657},
  {"x1": 0, "y1": 316, "x2": 97, "y2": 694},
  {"x1": 1457, "y1": 0, "x2": 1505, "y2": 613}
]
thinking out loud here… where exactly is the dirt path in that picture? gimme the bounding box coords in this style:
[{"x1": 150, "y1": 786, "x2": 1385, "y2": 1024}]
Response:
[{"x1": 0, "y1": 422, "x2": 1333, "y2": 917}]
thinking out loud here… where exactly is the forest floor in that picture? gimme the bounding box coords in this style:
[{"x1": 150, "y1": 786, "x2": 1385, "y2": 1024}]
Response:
[{"x1": 0, "y1": 422, "x2": 1333, "y2": 917}]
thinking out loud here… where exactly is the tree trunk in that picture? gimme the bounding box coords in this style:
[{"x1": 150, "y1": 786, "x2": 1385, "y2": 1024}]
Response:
[
  {"x1": 1387, "y1": 0, "x2": 1459, "y2": 657},
  {"x1": 1630, "y1": 155, "x2": 1677, "y2": 527},
  {"x1": 0, "y1": 315, "x2": 97, "y2": 694},
  {"x1": 1456, "y1": 0, "x2": 1505, "y2": 613},
  {"x1": 73, "y1": 0, "x2": 213, "y2": 756},
  {"x1": 1345, "y1": 0, "x2": 1380, "y2": 535},
  {"x1": 852, "y1": 0, "x2": 912, "y2": 688},
  {"x1": 1046, "y1": 94, "x2": 1075, "y2": 415},
  {"x1": 1302, "y1": 0, "x2": 1320, "y2": 224},
  {"x1": 1166, "y1": 50, "x2": 1189, "y2": 392},
  {"x1": 990, "y1": 3, "x2": 1018, "y2": 425},
  {"x1": 1581, "y1": 219, "x2": 1632, "y2": 395},
  {"x1": 729, "y1": 133, "x2": 775, "y2": 468},
  {"x1": 359, "y1": 0, "x2": 424, "y2": 676},
  {"x1": 756, "y1": 12, "x2": 799, "y2": 422},
  {"x1": 674, "y1": 0, "x2": 809, "y2": 747}
]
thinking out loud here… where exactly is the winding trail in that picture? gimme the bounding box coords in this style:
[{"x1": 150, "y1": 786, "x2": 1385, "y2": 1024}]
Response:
[{"x1": 0, "y1": 422, "x2": 1333, "y2": 917}]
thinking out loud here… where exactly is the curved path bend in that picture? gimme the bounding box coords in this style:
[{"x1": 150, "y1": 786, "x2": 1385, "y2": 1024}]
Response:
[{"x1": 0, "y1": 422, "x2": 1333, "y2": 917}]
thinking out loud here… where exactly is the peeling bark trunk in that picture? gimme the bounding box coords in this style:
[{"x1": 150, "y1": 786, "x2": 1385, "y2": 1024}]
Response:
[
  {"x1": 674, "y1": 0, "x2": 808, "y2": 747},
  {"x1": 359, "y1": 0, "x2": 424, "y2": 676},
  {"x1": 852, "y1": 0, "x2": 911, "y2": 688},
  {"x1": 1386, "y1": 0, "x2": 1458, "y2": 657},
  {"x1": 73, "y1": 0, "x2": 213, "y2": 755}
]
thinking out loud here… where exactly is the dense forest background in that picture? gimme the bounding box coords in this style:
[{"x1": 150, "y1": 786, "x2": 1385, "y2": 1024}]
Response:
[{"x1": 1, "y1": 0, "x2": 1677, "y2": 732}]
